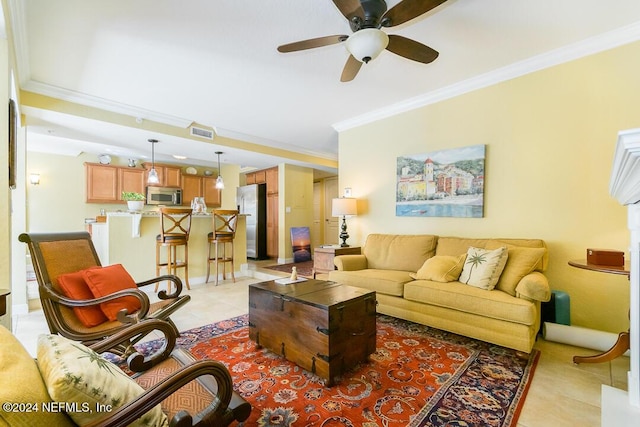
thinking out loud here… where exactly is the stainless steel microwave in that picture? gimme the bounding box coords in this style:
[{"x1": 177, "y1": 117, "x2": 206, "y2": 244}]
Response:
[{"x1": 146, "y1": 187, "x2": 182, "y2": 205}]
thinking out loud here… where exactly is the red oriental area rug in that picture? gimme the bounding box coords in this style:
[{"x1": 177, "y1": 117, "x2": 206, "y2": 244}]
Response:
[{"x1": 134, "y1": 315, "x2": 539, "y2": 426}]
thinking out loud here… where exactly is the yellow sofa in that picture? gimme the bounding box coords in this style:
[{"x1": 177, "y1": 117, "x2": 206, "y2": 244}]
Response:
[{"x1": 328, "y1": 234, "x2": 551, "y2": 353}]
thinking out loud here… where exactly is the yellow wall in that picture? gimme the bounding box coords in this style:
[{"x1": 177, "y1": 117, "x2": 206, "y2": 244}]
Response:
[
  {"x1": 338, "y1": 41, "x2": 640, "y2": 334},
  {"x1": 0, "y1": 39, "x2": 10, "y2": 328},
  {"x1": 279, "y1": 164, "x2": 314, "y2": 262}
]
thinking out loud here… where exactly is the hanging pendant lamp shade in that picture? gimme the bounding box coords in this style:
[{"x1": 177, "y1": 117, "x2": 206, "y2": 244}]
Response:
[
  {"x1": 215, "y1": 151, "x2": 224, "y2": 189},
  {"x1": 147, "y1": 139, "x2": 160, "y2": 184}
]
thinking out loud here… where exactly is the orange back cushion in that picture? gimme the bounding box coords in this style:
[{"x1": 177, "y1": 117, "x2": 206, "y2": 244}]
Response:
[
  {"x1": 82, "y1": 264, "x2": 141, "y2": 321},
  {"x1": 57, "y1": 267, "x2": 108, "y2": 327}
]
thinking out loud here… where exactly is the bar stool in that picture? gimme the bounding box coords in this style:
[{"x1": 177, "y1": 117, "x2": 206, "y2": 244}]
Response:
[
  {"x1": 156, "y1": 207, "x2": 193, "y2": 292},
  {"x1": 206, "y1": 210, "x2": 239, "y2": 286}
]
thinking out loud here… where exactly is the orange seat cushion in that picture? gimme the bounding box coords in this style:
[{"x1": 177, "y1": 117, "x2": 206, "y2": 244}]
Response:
[
  {"x1": 57, "y1": 267, "x2": 108, "y2": 327},
  {"x1": 83, "y1": 264, "x2": 142, "y2": 321}
]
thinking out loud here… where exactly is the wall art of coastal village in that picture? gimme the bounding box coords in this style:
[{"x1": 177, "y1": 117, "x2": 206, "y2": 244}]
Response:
[{"x1": 396, "y1": 144, "x2": 485, "y2": 218}]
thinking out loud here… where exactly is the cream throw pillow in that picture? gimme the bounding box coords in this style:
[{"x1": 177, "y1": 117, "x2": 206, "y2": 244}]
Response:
[
  {"x1": 410, "y1": 254, "x2": 466, "y2": 282},
  {"x1": 37, "y1": 334, "x2": 168, "y2": 427},
  {"x1": 459, "y1": 246, "x2": 508, "y2": 290}
]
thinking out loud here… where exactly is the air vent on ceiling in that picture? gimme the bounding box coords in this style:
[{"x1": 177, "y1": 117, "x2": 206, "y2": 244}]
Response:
[{"x1": 190, "y1": 125, "x2": 215, "y2": 140}]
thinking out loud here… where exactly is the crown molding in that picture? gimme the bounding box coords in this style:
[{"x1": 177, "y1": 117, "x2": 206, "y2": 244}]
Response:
[
  {"x1": 7, "y1": 0, "x2": 29, "y2": 85},
  {"x1": 215, "y1": 128, "x2": 337, "y2": 162},
  {"x1": 333, "y1": 21, "x2": 640, "y2": 133},
  {"x1": 22, "y1": 80, "x2": 194, "y2": 128}
]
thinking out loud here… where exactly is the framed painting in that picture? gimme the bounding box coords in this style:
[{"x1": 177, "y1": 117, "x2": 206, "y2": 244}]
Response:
[{"x1": 396, "y1": 144, "x2": 485, "y2": 218}]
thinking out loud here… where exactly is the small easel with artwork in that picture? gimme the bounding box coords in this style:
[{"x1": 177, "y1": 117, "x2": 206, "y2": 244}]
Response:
[{"x1": 290, "y1": 227, "x2": 311, "y2": 263}]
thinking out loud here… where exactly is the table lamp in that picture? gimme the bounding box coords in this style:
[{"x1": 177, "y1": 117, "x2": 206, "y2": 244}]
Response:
[{"x1": 332, "y1": 197, "x2": 358, "y2": 247}]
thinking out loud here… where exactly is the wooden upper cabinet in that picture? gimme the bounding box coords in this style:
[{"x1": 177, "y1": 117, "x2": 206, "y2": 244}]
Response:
[
  {"x1": 181, "y1": 175, "x2": 203, "y2": 206},
  {"x1": 86, "y1": 163, "x2": 119, "y2": 203},
  {"x1": 265, "y1": 167, "x2": 278, "y2": 195},
  {"x1": 246, "y1": 172, "x2": 256, "y2": 185},
  {"x1": 164, "y1": 166, "x2": 181, "y2": 187},
  {"x1": 142, "y1": 163, "x2": 181, "y2": 187},
  {"x1": 118, "y1": 168, "x2": 146, "y2": 199},
  {"x1": 254, "y1": 170, "x2": 266, "y2": 184},
  {"x1": 203, "y1": 177, "x2": 222, "y2": 208}
]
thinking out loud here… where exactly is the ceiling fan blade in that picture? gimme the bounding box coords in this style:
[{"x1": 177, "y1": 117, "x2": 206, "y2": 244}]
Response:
[
  {"x1": 386, "y1": 34, "x2": 439, "y2": 63},
  {"x1": 341, "y1": 55, "x2": 363, "y2": 82},
  {"x1": 277, "y1": 35, "x2": 348, "y2": 53},
  {"x1": 332, "y1": 0, "x2": 365, "y2": 22},
  {"x1": 382, "y1": 0, "x2": 448, "y2": 27}
]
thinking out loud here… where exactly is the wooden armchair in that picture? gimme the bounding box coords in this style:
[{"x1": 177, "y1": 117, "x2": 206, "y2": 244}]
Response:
[
  {"x1": 0, "y1": 318, "x2": 251, "y2": 427},
  {"x1": 19, "y1": 231, "x2": 191, "y2": 356},
  {"x1": 87, "y1": 319, "x2": 251, "y2": 427}
]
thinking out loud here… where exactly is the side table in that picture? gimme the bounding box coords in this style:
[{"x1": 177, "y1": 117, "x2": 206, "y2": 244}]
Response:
[
  {"x1": 313, "y1": 246, "x2": 361, "y2": 278},
  {"x1": 568, "y1": 259, "x2": 630, "y2": 364},
  {"x1": 0, "y1": 289, "x2": 10, "y2": 316}
]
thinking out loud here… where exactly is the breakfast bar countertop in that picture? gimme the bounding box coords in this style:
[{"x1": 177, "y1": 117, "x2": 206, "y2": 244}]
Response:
[{"x1": 90, "y1": 211, "x2": 247, "y2": 284}]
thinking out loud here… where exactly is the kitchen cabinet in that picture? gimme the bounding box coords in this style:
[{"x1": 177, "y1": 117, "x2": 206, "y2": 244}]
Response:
[
  {"x1": 86, "y1": 163, "x2": 119, "y2": 203},
  {"x1": 181, "y1": 175, "x2": 222, "y2": 208},
  {"x1": 203, "y1": 177, "x2": 222, "y2": 208},
  {"x1": 181, "y1": 175, "x2": 202, "y2": 206},
  {"x1": 266, "y1": 193, "x2": 279, "y2": 258},
  {"x1": 265, "y1": 167, "x2": 278, "y2": 195},
  {"x1": 118, "y1": 168, "x2": 146, "y2": 198},
  {"x1": 142, "y1": 163, "x2": 182, "y2": 187}
]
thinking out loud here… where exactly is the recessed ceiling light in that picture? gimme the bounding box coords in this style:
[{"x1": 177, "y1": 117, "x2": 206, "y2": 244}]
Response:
[{"x1": 172, "y1": 155, "x2": 187, "y2": 160}]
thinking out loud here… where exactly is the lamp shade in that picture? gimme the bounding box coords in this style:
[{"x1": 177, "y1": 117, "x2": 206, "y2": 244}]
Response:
[
  {"x1": 332, "y1": 198, "x2": 358, "y2": 217},
  {"x1": 346, "y1": 28, "x2": 389, "y2": 63}
]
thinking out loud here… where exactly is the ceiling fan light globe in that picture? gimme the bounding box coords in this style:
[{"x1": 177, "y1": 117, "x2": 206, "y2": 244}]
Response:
[{"x1": 346, "y1": 28, "x2": 389, "y2": 63}]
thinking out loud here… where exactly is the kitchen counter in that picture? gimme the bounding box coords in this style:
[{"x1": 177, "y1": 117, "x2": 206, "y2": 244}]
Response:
[{"x1": 90, "y1": 212, "x2": 247, "y2": 284}]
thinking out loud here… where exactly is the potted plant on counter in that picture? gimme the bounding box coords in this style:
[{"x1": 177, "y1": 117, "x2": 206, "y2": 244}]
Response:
[{"x1": 121, "y1": 191, "x2": 146, "y2": 212}]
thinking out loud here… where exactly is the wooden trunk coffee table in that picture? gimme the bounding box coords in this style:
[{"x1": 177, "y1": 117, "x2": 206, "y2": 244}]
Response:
[{"x1": 248, "y1": 279, "x2": 376, "y2": 386}]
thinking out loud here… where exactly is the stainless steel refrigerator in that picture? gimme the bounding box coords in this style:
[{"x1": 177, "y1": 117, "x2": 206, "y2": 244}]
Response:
[{"x1": 236, "y1": 183, "x2": 267, "y2": 259}]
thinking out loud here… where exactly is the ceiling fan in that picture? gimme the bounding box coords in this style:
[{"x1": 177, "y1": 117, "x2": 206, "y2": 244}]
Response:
[{"x1": 277, "y1": 0, "x2": 449, "y2": 82}]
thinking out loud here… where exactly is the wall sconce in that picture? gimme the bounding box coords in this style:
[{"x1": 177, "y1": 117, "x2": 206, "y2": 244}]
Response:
[{"x1": 29, "y1": 173, "x2": 41, "y2": 185}]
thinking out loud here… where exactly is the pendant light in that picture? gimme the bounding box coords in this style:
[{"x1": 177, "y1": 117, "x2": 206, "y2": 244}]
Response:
[
  {"x1": 215, "y1": 151, "x2": 224, "y2": 189},
  {"x1": 147, "y1": 139, "x2": 160, "y2": 184}
]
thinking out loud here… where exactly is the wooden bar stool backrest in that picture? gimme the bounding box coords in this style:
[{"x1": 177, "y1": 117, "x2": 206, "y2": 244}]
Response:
[
  {"x1": 213, "y1": 210, "x2": 239, "y2": 241},
  {"x1": 159, "y1": 208, "x2": 193, "y2": 242}
]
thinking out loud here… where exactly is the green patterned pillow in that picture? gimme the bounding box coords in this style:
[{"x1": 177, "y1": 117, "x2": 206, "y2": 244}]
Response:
[{"x1": 37, "y1": 334, "x2": 168, "y2": 427}]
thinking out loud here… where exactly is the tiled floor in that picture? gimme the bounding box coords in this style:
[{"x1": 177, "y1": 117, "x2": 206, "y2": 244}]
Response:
[{"x1": 12, "y1": 264, "x2": 629, "y2": 427}]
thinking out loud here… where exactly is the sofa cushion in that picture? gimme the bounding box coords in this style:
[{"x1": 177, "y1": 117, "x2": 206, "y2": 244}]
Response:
[
  {"x1": 82, "y1": 264, "x2": 142, "y2": 321},
  {"x1": 0, "y1": 326, "x2": 74, "y2": 426},
  {"x1": 485, "y1": 242, "x2": 547, "y2": 296},
  {"x1": 328, "y1": 269, "x2": 413, "y2": 296},
  {"x1": 410, "y1": 254, "x2": 466, "y2": 282},
  {"x1": 435, "y1": 237, "x2": 490, "y2": 256},
  {"x1": 459, "y1": 246, "x2": 508, "y2": 290},
  {"x1": 57, "y1": 267, "x2": 108, "y2": 327},
  {"x1": 436, "y1": 237, "x2": 548, "y2": 272},
  {"x1": 363, "y1": 234, "x2": 438, "y2": 272},
  {"x1": 492, "y1": 239, "x2": 548, "y2": 271},
  {"x1": 37, "y1": 333, "x2": 167, "y2": 427},
  {"x1": 404, "y1": 280, "x2": 537, "y2": 325}
]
